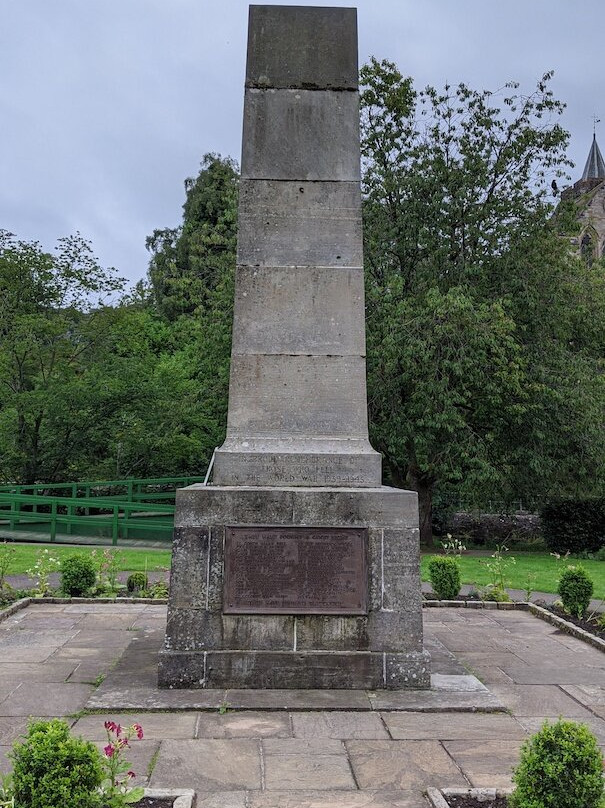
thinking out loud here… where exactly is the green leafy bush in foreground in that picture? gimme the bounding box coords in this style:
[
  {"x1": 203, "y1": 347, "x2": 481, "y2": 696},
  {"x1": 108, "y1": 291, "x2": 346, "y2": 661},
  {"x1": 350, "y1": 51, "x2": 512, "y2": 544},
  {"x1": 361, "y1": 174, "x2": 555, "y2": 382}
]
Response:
[
  {"x1": 510, "y1": 718, "x2": 604, "y2": 808},
  {"x1": 428, "y1": 556, "x2": 461, "y2": 600},
  {"x1": 558, "y1": 565, "x2": 594, "y2": 618},
  {"x1": 10, "y1": 719, "x2": 103, "y2": 808},
  {"x1": 61, "y1": 554, "x2": 97, "y2": 597}
]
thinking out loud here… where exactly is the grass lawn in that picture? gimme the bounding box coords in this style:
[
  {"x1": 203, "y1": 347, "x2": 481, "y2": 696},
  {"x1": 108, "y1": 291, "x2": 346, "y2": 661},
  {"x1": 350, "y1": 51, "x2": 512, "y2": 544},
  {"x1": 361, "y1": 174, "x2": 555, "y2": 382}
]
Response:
[
  {"x1": 421, "y1": 551, "x2": 605, "y2": 600},
  {"x1": 2, "y1": 543, "x2": 172, "y2": 576}
]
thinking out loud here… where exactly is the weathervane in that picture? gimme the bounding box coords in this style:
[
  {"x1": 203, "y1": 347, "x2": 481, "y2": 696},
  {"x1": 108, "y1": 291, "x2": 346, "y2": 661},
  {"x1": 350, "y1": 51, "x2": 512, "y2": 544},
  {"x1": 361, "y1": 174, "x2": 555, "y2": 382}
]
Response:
[{"x1": 592, "y1": 114, "x2": 600, "y2": 135}]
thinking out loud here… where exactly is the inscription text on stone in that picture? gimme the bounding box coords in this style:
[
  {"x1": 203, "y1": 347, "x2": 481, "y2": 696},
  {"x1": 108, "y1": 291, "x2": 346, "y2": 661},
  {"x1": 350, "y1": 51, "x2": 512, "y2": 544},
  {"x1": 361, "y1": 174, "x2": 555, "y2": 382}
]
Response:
[{"x1": 224, "y1": 526, "x2": 368, "y2": 614}]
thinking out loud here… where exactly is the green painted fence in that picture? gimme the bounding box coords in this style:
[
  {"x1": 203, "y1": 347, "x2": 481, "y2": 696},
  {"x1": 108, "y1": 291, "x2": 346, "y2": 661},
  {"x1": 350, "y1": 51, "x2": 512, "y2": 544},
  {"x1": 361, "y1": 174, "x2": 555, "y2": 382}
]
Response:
[{"x1": 0, "y1": 476, "x2": 205, "y2": 545}]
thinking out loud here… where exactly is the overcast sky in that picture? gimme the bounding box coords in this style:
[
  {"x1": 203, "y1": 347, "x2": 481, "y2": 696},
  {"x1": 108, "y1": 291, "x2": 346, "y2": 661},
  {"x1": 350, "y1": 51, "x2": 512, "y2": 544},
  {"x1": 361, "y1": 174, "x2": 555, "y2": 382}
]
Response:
[{"x1": 2, "y1": 0, "x2": 603, "y2": 287}]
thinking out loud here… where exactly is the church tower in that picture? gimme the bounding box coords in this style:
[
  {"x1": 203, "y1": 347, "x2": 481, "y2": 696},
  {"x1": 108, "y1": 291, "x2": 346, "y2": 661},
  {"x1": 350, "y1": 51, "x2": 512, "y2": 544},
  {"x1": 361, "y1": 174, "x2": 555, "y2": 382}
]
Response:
[{"x1": 561, "y1": 134, "x2": 605, "y2": 263}]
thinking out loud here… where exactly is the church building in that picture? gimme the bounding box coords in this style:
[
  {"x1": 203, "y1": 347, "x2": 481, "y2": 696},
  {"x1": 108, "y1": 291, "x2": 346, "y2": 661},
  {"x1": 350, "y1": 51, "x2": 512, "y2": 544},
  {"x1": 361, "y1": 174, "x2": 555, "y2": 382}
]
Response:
[{"x1": 561, "y1": 135, "x2": 605, "y2": 263}]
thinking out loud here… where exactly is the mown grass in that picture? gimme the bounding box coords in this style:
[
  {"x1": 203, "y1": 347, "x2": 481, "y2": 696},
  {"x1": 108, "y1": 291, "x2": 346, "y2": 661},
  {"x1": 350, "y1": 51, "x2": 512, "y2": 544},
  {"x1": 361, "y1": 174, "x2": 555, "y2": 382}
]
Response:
[
  {"x1": 0, "y1": 543, "x2": 172, "y2": 576},
  {"x1": 421, "y1": 551, "x2": 605, "y2": 600}
]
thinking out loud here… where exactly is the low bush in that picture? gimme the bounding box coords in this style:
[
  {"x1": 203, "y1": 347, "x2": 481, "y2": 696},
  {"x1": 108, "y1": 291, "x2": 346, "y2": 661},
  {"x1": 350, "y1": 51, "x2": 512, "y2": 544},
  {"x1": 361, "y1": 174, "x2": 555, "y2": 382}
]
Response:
[
  {"x1": 126, "y1": 571, "x2": 148, "y2": 593},
  {"x1": 428, "y1": 556, "x2": 461, "y2": 600},
  {"x1": 541, "y1": 498, "x2": 605, "y2": 555},
  {"x1": 10, "y1": 719, "x2": 103, "y2": 808},
  {"x1": 510, "y1": 717, "x2": 604, "y2": 808},
  {"x1": 61, "y1": 554, "x2": 97, "y2": 597},
  {"x1": 558, "y1": 564, "x2": 594, "y2": 617}
]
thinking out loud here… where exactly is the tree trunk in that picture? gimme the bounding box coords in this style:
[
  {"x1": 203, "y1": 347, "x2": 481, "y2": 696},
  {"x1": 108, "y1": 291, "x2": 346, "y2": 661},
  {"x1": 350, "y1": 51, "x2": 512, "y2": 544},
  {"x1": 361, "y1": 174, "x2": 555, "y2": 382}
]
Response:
[{"x1": 407, "y1": 466, "x2": 435, "y2": 548}]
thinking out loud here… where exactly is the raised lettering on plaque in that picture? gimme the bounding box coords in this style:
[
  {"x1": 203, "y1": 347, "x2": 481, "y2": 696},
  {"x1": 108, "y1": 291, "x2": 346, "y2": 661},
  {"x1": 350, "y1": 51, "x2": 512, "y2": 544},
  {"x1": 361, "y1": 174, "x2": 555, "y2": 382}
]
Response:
[{"x1": 224, "y1": 526, "x2": 368, "y2": 615}]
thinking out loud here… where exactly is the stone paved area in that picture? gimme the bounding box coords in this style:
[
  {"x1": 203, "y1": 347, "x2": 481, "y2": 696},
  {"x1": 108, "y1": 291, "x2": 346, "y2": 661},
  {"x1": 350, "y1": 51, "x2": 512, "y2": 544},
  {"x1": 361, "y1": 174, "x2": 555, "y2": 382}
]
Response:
[{"x1": 0, "y1": 603, "x2": 602, "y2": 807}]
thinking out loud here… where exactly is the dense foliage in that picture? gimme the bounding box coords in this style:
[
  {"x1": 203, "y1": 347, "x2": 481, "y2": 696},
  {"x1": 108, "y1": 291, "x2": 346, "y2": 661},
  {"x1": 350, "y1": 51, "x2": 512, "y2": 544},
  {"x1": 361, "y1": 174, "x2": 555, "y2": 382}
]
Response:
[
  {"x1": 427, "y1": 556, "x2": 461, "y2": 600},
  {"x1": 360, "y1": 60, "x2": 605, "y2": 542},
  {"x1": 60, "y1": 553, "x2": 97, "y2": 596},
  {"x1": 541, "y1": 498, "x2": 605, "y2": 554},
  {"x1": 557, "y1": 565, "x2": 594, "y2": 617},
  {"x1": 510, "y1": 718, "x2": 604, "y2": 808},
  {"x1": 2, "y1": 68, "x2": 604, "y2": 546},
  {"x1": 10, "y1": 719, "x2": 103, "y2": 808}
]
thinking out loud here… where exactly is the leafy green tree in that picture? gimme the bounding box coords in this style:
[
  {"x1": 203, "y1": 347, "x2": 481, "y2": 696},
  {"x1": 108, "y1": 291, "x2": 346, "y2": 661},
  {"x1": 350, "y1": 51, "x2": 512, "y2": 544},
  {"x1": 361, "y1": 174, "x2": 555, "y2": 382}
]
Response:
[
  {"x1": 0, "y1": 231, "x2": 125, "y2": 483},
  {"x1": 360, "y1": 59, "x2": 605, "y2": 543},
  {"x1": 147, "y1": 153, "x2": 238, "y2": 320}
]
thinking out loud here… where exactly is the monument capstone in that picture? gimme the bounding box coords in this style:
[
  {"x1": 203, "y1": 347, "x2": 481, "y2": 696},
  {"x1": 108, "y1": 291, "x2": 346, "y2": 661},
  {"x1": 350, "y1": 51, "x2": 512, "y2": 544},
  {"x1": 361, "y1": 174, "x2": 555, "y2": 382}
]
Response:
[{"x1": 158, "y1": 4, "x2": 431, "y2": 690}]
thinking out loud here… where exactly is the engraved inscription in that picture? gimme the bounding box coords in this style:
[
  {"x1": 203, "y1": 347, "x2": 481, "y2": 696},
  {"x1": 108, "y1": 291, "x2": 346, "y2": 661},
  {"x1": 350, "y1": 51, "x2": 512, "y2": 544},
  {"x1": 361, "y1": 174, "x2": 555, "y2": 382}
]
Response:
[
  {"x1": 224, "y1": 526, "x2": 368, "y2": 614},
  {"x1": 223, "y1": 454, "x2": 373, "y2": 486}
]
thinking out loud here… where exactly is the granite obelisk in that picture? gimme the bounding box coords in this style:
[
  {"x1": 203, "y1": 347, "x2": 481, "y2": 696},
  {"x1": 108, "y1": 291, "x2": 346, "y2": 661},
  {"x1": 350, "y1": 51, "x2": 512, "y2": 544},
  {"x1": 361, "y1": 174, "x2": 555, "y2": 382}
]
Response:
[{"x1": 158, "y1": 5, "x2": 430, "y2": 690}]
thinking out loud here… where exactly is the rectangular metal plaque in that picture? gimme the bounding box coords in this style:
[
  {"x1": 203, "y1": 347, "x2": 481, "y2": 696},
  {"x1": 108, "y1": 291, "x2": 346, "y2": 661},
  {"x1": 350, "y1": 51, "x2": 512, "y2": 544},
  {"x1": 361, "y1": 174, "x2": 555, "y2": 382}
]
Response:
[{"x1": 223, "y1": 526, "x2": 368, "y2": 615}]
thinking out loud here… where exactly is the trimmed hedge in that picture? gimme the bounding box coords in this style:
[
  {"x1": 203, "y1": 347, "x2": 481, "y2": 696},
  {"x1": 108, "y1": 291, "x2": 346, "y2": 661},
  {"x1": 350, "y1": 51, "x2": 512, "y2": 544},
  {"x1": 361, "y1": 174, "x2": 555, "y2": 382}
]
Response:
[
  {"x1": 428, "y1": 556, "x2": 461, "y2": 600},
  {"x1": 541, "y1": 498, "x2": 605, "y2": 555}
]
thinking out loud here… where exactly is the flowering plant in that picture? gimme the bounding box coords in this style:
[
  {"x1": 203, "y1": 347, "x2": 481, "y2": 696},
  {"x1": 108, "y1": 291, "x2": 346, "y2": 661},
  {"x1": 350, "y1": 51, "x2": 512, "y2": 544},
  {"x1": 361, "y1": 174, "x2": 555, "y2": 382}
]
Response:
[
  {"x1": 26, "y1": 548, "x2": 60, "y2": 596},
  {"x1": 100, "y1": 721, "x2": 145, "y2": 807}
]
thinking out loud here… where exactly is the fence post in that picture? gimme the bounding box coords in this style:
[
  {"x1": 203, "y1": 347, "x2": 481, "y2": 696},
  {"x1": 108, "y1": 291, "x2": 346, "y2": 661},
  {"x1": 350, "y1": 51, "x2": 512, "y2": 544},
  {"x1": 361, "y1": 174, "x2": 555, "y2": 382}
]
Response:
[
  {"x1": 50, "y1": 502, "x2": 57, "y2": 542},
  {"x1": 112, "y1": 506, "x2": 119, "y2": 546}
]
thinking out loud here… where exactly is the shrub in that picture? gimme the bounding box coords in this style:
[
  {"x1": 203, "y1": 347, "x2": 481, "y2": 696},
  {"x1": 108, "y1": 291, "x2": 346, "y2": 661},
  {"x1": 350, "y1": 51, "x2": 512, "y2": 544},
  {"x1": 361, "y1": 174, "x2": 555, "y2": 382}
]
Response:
[
  {"x1": 126, "y1": 571, "x2": 148, "y2": 593},
  {"x1": 428, "y1": 556, "x2": 461, "y2": 600},
  {"x1": 61, "y1": 554, "x2": 97, "y2": 597},
  {"x1": 10, "y1": 719, "x2": 103, "y2": 808},
  {"x1": 510, "y1": 718, "x2": 604, "y2": 808},
  {"x1": 558, "y1": 565, "x2": 594, "y2": 617},
  {"x1": 541, "y1": 498, "x2": 605, "y2": 554}
]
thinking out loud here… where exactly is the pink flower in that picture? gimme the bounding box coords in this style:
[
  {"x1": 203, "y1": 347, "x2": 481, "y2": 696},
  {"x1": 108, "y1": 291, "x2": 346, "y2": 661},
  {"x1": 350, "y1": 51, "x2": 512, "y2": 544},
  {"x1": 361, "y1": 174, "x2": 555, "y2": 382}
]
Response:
[
  {"x1": 133, "y1": 723, "x2": 144, "y2": 740},
  {"x1": 127, "y1": 771, "x2": 136, "y2": 779},
  {"x1": 118, "y1": 737, "x2": 129, "y2": 748},
  {"x1": 104, "y1": 721, "x2": 116, "y2": 732},
  {"x1": 103, "y1": 744, "x2": 114, "y2": 758},
  {"x1": 115, "y1": 724, "x2": 122, "y2": 737}
]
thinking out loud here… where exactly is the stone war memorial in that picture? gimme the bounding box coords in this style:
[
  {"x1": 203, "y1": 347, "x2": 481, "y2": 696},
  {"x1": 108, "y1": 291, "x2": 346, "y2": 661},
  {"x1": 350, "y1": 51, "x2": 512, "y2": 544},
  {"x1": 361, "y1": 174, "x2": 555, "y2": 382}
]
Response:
[{"x1": 158, "y1": 4, "x2": 430, "y2": 690}]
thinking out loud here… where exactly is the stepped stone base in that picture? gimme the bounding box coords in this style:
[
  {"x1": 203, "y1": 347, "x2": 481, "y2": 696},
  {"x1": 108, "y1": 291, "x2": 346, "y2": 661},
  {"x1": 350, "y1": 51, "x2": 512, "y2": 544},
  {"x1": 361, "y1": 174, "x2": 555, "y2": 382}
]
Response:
[{"x1": 158, "y1": 484, "x2": 430, "y2": 690}]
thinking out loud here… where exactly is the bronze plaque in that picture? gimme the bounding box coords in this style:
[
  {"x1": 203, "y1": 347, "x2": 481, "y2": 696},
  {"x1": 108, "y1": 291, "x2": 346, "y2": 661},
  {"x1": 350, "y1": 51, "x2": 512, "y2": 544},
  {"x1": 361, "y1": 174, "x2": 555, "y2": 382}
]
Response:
[{"x1": 223, "y1": 526, "x2": 368, "y2": 615}]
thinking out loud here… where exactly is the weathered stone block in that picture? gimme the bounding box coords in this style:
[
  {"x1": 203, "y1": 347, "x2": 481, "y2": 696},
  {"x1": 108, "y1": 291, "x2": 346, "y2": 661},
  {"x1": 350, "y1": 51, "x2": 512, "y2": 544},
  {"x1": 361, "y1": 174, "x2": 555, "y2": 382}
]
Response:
[
  {"x1": 222, "y1": 615, "x2": 294, "y2": 651},
  {"x1": 385, "y1": 650, "x2": 432, "y2": 688},
  {"x1": 212, "y1": 446, "x2": 381, "y2": 488},
  {"x1": 164, "y1": 608, "x2": 223, "y2": 652},
  {"x1": 237, "y1": 180, "x2": 363, "y2": 268},
  {"x1": 169, "y1": 528, "x2": 209, "y2": 609},
  {"x1": 224, "y1": 354, "x2": 370, "y2": 437},
  {"x1": 231, "y1": 266, "x2": 366, "y2": 357},
  {"x1": 295, "y1": 616, "x2": 369, "y2": 651},
  {"x1": 205, "y1": 651, "x2": 383, "y2": 689},
  {"x1": 367, "y1": 611, "x2": 424, "y2": 652},
  {"x1": 246, "y1": 6, "x2": 358, "y2": 90},
  {"x1": 174, "y1": 486, "x2": 295, "y2": 527},
  {"x1": 242, "y1": 89, "x2": 360, "y2": 181},
  {"x1": 291, "y1": 488, "x2": 418, "y2": 527}
]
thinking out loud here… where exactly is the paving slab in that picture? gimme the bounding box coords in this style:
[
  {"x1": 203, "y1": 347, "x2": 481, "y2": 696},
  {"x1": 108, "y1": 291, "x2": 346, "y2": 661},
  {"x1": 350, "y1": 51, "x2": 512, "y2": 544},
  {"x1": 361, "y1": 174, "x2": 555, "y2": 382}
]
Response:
[
  {"x1": 196, "y1": 711, "x2": 291, "y2": 738},
  {"x1": 516, "y1": 714, "x2": 605, "y2": 743},
  {"x1": 291, "y1": 711, "x2": 389, "y2": 739},
  {"x1": 225, "y1": 689, "x2": 372, "y2": 711},
  {"x1": 149, "y1": 739, "x2": 261, "y2": 792},
  {"x1": 195, "y1": 793, "x2": 247, "y2": 808},
  {"x1": 382, "y1": 711, "x2": 527, "y2": 740},
  {"x1": 443, "y1": 739, "x2": 523, "y2": 788},
  {"x1": 367, "y1": 690, "x2": 503, "y2": 712},
  {"x1": 346, "y1": 740, "x2": 468, "y2": 790},
  {"x1": 0, "y1": 660, "x2": 78, "y2": 681},
  {"x1": 249, "y1": 792, "x2": 429, "y2": 807},
  {"x1": 560, "y1": 683, "x2": 605, "y2": 709},
  {"x1": 73, "y1": 712, "x2": 197, "y2": 740},
  {"x1": 0, "y1": 681, "x2": 92, "y2": 716},
  {"x1": 262, "y1": 738, "x2": 354, "y2": 791},
  {"x1": 487, "y1": 684, "x2": 597, "y2": 717}
]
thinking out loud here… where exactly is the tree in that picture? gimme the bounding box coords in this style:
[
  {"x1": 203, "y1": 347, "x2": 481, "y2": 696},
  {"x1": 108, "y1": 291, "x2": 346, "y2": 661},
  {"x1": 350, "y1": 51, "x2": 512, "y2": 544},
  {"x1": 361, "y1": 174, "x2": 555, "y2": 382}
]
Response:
[
  {"x1": 360, "y1": 59, "x2": 605, "y2": 544},
  {"x1": 0, "y1": 231, "x2": 125, "y2": 483},
  {"x1": 147, "y1": 153, "x2": 238, "y2": 320}
]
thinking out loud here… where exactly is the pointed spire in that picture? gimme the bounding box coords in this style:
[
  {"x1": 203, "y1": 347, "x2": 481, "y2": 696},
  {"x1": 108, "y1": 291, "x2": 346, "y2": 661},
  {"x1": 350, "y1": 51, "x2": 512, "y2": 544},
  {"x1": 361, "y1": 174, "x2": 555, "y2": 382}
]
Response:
[{"x1": 581, "y1": 134, "x2": 605, "y2": 180}]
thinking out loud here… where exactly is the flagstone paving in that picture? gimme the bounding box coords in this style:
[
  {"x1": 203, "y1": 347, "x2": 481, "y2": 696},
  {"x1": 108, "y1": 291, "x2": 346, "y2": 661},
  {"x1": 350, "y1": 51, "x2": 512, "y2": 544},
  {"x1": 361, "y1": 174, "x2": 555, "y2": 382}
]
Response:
[{"x1": 0, "y1": 602, "x2": 602, "y2": 806}]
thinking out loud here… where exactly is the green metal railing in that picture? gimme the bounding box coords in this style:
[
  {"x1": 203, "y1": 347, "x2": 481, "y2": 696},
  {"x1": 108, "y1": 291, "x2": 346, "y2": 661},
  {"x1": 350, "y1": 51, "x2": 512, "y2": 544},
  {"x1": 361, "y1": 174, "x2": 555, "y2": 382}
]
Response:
[{"x1": 0, "y1": 476, "x2": 206, "y2": 545}]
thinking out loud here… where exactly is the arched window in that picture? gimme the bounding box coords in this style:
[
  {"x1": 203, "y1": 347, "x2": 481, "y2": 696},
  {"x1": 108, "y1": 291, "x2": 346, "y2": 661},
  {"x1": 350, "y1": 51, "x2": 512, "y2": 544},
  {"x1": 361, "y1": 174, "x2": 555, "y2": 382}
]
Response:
[{"x1": 581, "y1": 231, "x2": 595, "y2": 266}]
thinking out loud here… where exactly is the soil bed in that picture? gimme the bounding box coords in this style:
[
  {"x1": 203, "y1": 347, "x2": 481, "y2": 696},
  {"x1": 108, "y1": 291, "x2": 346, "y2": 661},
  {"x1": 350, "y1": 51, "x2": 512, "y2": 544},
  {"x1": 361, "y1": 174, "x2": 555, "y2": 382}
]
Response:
[
  {"x1": 132, "y1": 798, "x2": 175, "y2": 808},
  {"x1": 444, "y1": 796, "x2": 508, "y2": 808},
  {"x1": 547, "y1": 604, "x2": 605, "y2": 641}
]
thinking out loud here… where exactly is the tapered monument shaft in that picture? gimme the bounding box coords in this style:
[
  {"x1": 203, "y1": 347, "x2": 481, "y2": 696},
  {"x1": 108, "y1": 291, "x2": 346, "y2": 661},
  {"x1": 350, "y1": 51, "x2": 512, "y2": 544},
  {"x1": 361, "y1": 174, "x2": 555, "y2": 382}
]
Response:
[{"x1": 213, "y1": 5, "x2": 381, "y2": 488}]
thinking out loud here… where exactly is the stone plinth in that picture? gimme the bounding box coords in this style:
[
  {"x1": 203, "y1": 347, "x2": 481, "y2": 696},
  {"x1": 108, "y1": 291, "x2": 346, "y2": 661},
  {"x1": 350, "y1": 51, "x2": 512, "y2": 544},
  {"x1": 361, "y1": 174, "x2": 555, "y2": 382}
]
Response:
[
  {"x1": 158, "y1": 484, "x2": 430, "y2": 690},
  {"x1": 160, "y1": 5, "x2": 430, "y2": 690}
]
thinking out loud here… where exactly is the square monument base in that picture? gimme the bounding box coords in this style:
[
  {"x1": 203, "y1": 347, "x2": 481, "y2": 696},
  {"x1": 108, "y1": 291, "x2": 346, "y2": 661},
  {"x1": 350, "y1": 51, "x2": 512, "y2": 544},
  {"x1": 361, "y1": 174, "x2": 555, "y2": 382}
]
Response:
[{"x1": 158, "y1": 485, "x2": 430, "y2": 690}]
